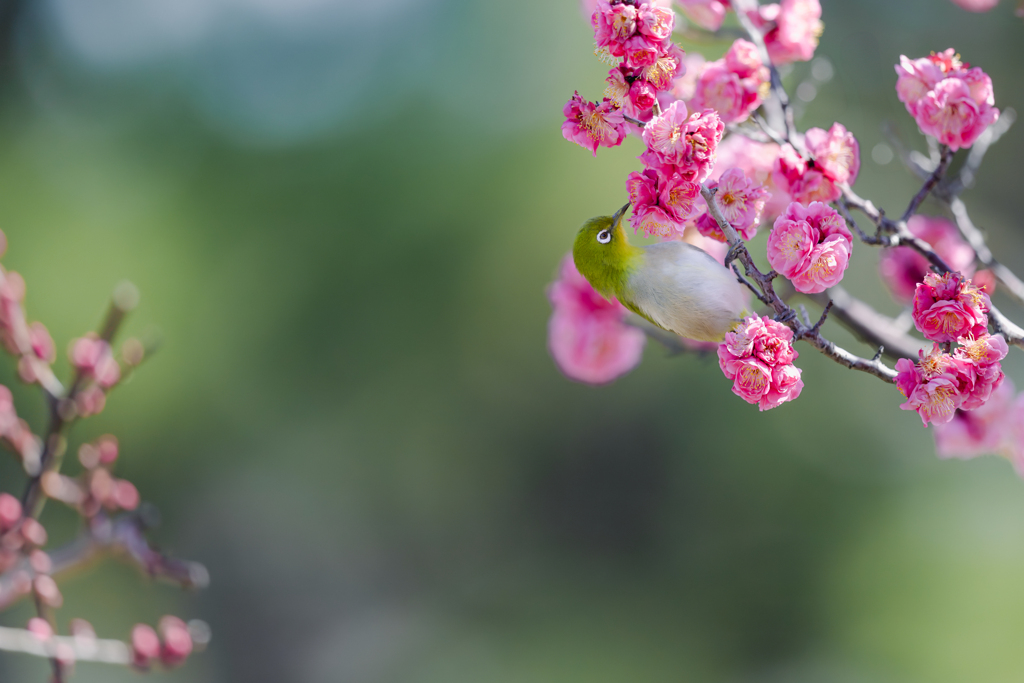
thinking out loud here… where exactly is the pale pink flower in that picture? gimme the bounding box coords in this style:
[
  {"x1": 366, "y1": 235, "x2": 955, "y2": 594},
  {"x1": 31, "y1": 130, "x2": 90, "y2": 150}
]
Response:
[
  {"x1": 637, "y1": 4, "x2": 675, "y2": 41},
  {"x1": 934, "y1": 379, "x2": 1017, "y2": 460},
  {"x1": 562, "y1": 93, "x2": 628, "y2": 157},
  {"x1": 949, "y1": 0, "x2": 1000, "y2": 11},
  {"x1": 718, "y1": 315, "x2": 803, "y2": 411},
  {"x1": 912, "y1": 271, "x2": 989, "y2": 343},
  {"x1": 676, "y1": 0, "x2": 729, "y2": 31},
  {"x1": 548, "y1": 255, "x2": 646, "y2": 385},
  {"x1": 895, "y1": 50, "x2": 999, "y2": 151},
  {"x1": 916, "y1": 77, "x2": 1000, "y2": 151},
  {"x1": 804, "y1": 122, "x2": 860, "y2": 186},
  {"x1": 750, "y1": 0, "x2": 823, "y2": 65},
  {"x1": 664, "y1": 53, "x2": 706, "y2": 104},
  {"x1": 643, "y1": 102, "x2": 724, "y2": 182},
  {"x1": 790, "y1": 236, "x2": 851, "y2": 294},
  {"x1": 691, "y1": 40, "x2": 769, "y2": 124},
  {"x1": 711, "y1": 136, "x2": 790, "y2": 219},
  {"x1": 694, "y1": 167, "x2": 770, "y2": 241},
  {"x1": 766, "y1": 211, "x2": 815, "y2": 278},
  {"x1": 879, "y1": 215, "x2": 976, "y2": 302}
]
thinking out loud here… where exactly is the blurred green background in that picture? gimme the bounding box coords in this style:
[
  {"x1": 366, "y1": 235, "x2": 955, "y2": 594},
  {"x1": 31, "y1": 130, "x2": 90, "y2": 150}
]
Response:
[{"x1": 0, "y1": 0, "x2": 1023, "y2": 680}]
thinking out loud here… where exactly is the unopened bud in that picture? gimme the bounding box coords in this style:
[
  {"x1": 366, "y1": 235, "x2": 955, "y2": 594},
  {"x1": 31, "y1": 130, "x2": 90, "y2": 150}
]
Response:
[
  {"x1": 20, "y1": 518, "x2": 47, "y2": 547},
  {"x1": 33, "y1": 575, "x2": 62, "y2": 608},
  {"x1": 158, "y1": 615, "x2": 193, "y2": 668},
  {"x1": 131, "y1": 624, "x2": 160, "y2": 669},
  {"x1": 0, "y1": 493, "x2": 21, "y2": 531},
  {"x1": 27, "y1": 617, "x2": 52, "y2": 640}
]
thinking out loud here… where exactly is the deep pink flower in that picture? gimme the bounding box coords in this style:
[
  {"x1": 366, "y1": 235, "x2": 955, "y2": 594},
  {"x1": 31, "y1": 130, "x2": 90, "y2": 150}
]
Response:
[
  {"x1": 879, "y1": 215, "x2": 976, "y2": 302},
  {"x1": 767, "y1": 201, "x2": 851, "y2": 292},
  {"x1": 718, "y1": 314, "x2": 802, "y2": 411},
  {"x1": 547, "y1": 255, "x2": 646, "y2": 384},
  {"x1": 772, "y1": 144, "x2": 836, "y2": 203},
  {"x1": 627, "y1": 169, "x2": 692, "y2": 238},
  {"x1": 954, "y1": 333, "x2": 1008, "y2": 410},
  {"x1": 642, "y1": 43, "x2": 687, "y2": 92},
  {"x1": 643, "y1": 102, "x2": 724, "y2": 182},
  {"x1": 694, "y1": 167, "x2": 770, "y2": 242},
  {"x1": 562, "y1": 93, "x2": 628, "y2": 157},
  {"x1": 658, "y1": 174, "x2": 702, "y2": 224},
  {"x1": 623, "y1": 34, "x2": 662, "y2": 69},
  {"x1": 676, "y1": 0, "x2": 729, "y2": 30},
  {"x1": 912, "y1": 271, "x2": 989, "y2": 343},
  {"x1": 895, "y1": 50, "x2": 999, "y2": 151},
  {"x1": 628, "y1": 79, "x2": 658, "y2": 113},
  {"x1": 897, "y1": 344, "x2": 976, "y2": 426},
  {"x1": 592, "y1": 1, "x2": 638, "y2": 57}
]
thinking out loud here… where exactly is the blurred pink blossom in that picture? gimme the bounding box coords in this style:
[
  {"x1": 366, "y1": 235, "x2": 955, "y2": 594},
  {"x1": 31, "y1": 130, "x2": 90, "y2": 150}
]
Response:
[
  {"x1": 159, "y1": 616, "x2": 194, "y2": 668},
  {"x1": 879, "y1": 215, "x2": 976, "y2": 302},
  {"x1": 547, "y1": 255, "x2": 646, "y2": 385},
  {"x1": 949, "y1": 0, "x2": 1000, "y2": 11},
  {"x1": 712, "y1": 136, "x2": 790, "y2": 219},
  {"x1": 912, "y1": 271, "x2": 989, "y2": 343},
  {"x1": 677, "y1": 0, "x2": 729, "y2": 30},
  {"x1": 691, "y1": 39, "x2": 769, "y2": 123},
  {"x1": 772, "y1": 123, "x2": 859, "y2": 203},
  {"x1": 749, "y1": 0, "x2": 823, "y2": 65}
]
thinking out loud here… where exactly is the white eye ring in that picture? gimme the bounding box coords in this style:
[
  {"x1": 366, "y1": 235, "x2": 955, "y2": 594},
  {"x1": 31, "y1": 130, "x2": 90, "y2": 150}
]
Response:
[{"x1": 597, "y1": 229, "x2": 611, "y2": 244}]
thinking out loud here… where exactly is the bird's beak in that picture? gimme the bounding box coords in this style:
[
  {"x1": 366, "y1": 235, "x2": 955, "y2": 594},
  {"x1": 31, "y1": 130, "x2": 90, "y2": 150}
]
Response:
[{"x1": 612, "y1": 202, "x2": 630, "y2": 227}]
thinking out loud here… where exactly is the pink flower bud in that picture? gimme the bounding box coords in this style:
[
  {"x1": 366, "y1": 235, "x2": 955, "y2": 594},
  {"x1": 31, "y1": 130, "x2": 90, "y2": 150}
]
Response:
[
  {"x1": 158, "y1": 615, "x2": 193, "y2": 668},
  {"x1": 0, "y1": 492, "x2": 22, "y2": 531},
  {"x1": 97, "y1": 435, "x2": 119, "y2": 465},
  {"x1": 20, "y1": 517, "x2": 47, "y2": 547},
  {"x1": 28, "y1": 549, "x2": 51, "y2": 574},
  {"x1": 33, "y1": 575, "x2": 62, "y2": 607},
  {"x1": 27, "y1": 617, "x2": 53, "y2": 640},
  {"x1": 28, "y1": 322, "x2": 55, "y2": 363},
  {"x1": 131, "y1": 623, "x2": 160, "y2": 669},
  {"x1": 114, "y1": 480, "x2": 140, "y2": 511}
]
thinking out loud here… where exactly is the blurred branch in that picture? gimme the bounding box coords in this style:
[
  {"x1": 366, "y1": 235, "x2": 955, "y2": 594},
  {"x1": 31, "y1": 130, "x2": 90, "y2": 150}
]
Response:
[
  {"x1": 0, "y1": 627, "x2": 130, "y2": 665},
  {"x1": 0, "y1": 511, "x2": 209, "y2": 612}
]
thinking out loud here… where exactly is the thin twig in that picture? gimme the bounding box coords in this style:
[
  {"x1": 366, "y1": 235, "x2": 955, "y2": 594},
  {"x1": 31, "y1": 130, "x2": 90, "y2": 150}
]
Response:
[{"x1": 902, "y1": 145, "x2": 954, "y2": 222}]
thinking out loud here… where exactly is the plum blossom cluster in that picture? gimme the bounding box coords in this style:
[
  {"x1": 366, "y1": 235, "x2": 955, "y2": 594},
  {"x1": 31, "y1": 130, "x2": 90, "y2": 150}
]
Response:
[
  {"x1": 627, "y1": 101, "x2": 725, "y2": 237},
  {"x1": 553, "y1": 2, "x2": 1024, "y2": 478},
  {"x1": 676, "y1": 0, "x2": 823, "y2": 65},
  {"x1": 691, "y1": 39, "x2": 770, "y2": 124},
  {"x1": 773, "y1": 123, "x2": 860, "y2": 204},
  {"x1": 767, "y1": 201, "x2": 853, "y2": 294},
  {"x1": 548, "y1": 255, "x2": 645, "y2": 384},
  {"x1": 0, "y1": 228, "x2": 208, "y2": 680},
  {"x1": 896, "y1": 334, "x2": 1008, "y2": 426},
  {"x1": 896, "y1": 48, "x2": 1000, "y2": 150},
  {"x1": 718, "y1": 316, "x2": 804, "y2": 411},
  {"x1": 593, "y1": 0, "x2": 684, "y2": 123}
]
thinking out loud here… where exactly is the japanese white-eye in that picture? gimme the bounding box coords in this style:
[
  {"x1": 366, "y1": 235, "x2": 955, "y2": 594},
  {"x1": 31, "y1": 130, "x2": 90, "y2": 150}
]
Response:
[{"x1": 572, "y1": 203, "x2": 748, "y2": 342}]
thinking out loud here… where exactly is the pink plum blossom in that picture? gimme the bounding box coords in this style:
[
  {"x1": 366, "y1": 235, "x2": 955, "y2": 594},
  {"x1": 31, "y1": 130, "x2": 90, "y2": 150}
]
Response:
[
  {"x1": 718, "y1": 315, "x2": 803, "y2": 411},
  {"x1": 767, "y1": 201, "x2": 852, "y2": 293},
  {"x1": 643, "y1": 102, "x2": 724, "y2": 183},
  {"x1": 676, "y1": 0, "x2": 729, "y2": 31},
  {"x1": 711, "y1": 136, "x2": 790, "y2": 219},
  {"x1": 895, "y1": 49, "x2": 999, "y2": 151},
  {"x1": 749, "y1": 0, "x2": 823, "y2": 65},
  {"x1": 562, "y1": 93, "x2": 628, "y2": 157},
  {"x1": 694, "y1": 167, "x2": 771, "y2": 242},
  {"x1": 954, "y1": 333, "x2": 1008, "y2": 409},
  {"x1": 911, "y1": 271, "x2": 989, "y2": 343},
  {"x1": 933, "y1": 380, "x2": 1024, "y2": 476},
  {"x1": 592, "y1": 1, "x2": 638, "y2": 57},
  {"x1": 772, "y1": 123, "x2": 859, "y2": 203},
  {"x1": 547, "y1": 255, "x2": 646, "y2": 384},
  {"x1": 690, "y1": 40, "x2": 769, "y2": 124},
  {"x1": 626, "y1": 169, "x2": 698, "y2": 238},
  {"x1": 896, "y1": 345, "x2": 976, "y2": 426},
  {"x1": 879, "y1": 215, "x2": 976, "y2": 302}
]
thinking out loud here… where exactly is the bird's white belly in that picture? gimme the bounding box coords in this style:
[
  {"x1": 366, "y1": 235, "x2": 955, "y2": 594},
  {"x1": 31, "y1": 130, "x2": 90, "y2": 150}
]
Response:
[{"x1": 626, "y1": 242, "x2": 748, "y2": 341}]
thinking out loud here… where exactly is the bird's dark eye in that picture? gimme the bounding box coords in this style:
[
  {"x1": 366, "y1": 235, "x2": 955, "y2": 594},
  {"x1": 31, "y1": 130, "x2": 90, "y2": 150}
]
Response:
[{"x1": 597, "y1": 229, "x2": 611, "y2": 244}]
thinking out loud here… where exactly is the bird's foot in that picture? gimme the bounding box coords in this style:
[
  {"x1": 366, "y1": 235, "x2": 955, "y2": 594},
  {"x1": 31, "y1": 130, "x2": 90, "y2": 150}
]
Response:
[{"x1": 723, "y1": 243, "x2": 744, "y2": 267}]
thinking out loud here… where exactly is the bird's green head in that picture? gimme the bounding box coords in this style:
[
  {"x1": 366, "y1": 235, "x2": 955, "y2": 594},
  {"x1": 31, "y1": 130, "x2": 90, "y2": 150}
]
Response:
[{"x1": 572, "y1": 202, "x2": 642, "y2": 297}]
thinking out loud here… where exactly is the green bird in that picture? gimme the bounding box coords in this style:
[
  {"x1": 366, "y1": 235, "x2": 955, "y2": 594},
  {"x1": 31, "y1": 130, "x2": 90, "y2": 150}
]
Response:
[{"x1": 572, "y1": 203, "x2": 748, "y2": 342}]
